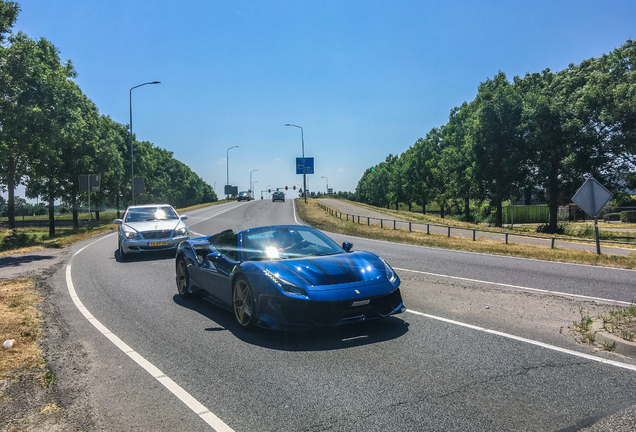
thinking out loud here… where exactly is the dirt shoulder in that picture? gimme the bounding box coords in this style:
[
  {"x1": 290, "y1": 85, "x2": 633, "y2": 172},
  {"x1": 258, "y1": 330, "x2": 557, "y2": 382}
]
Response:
[{"x1": 1, "y1": 246, "x2": 97, "y2": 432}]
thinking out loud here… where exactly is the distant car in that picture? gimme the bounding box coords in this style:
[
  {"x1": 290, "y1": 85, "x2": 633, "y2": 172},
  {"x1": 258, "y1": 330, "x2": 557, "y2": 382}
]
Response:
[
  {"x1": 272, "y1": 191, "x2": 285, "y2": 202},
  {"x1": 114, "y1": 204, "x2": 189, "y2": 259},
  {"x1": 238, "y1": 191, "x2": 251, "y2": 201},
  {"x1": 175, "y1": 225, "x2": 405, "y2": 330}
]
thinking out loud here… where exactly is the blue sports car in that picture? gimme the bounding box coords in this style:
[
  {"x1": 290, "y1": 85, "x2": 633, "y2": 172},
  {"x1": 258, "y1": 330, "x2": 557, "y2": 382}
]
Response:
[{"x1": 175, "y1": 225, "x2": 405, "y2": 330}]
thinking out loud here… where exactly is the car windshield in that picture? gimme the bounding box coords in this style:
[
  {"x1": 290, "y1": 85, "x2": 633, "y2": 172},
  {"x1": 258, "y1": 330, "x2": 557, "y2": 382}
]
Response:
[
  {"x1": 125, "y1": 206, "x2": 179, "y2": 222},
  {"x1": 240, "y1": 226, "x2": 345, "y2": 261}
]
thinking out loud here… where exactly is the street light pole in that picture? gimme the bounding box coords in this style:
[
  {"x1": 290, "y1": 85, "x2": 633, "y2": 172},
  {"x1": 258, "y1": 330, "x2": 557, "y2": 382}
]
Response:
[
  {"x1": 226, "y1": 146, "x2": 239, "y2": 198},
  {"x1": 285, "y1": 124, "x2": 306, "y2": 203},
  {"x1": 321, "y1": 176, "x2": 328, "y2": 193},
  {"x1": 130, "y1": 81, "x2": 160, "y2": 206},
  {"x1": 250, "y1": 169, "x2": 258, "y2": 198}
]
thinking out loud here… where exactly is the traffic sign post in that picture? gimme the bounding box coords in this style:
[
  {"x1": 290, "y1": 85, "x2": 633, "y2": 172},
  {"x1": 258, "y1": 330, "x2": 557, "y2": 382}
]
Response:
[
  {"x1": 79, "y1": 174, "x2": 100, "y2": 229},
  {"x1": 571, "y1": 177, "x2": 613, "y2": 255}
]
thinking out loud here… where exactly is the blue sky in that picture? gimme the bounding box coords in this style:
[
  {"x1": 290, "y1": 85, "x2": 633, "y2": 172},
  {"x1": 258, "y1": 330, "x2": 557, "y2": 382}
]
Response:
[{"x1": 7, "y1": 0, "x2": 636, "y2": 201}]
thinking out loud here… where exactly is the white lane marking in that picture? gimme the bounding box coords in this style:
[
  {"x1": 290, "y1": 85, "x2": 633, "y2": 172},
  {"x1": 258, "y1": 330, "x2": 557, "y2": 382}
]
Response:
[
  {"x1": 293, "y1": 199, "x2": 303, "y2": 225},
  {"x1": 327, "y1": 228, "x2": 636, "y2": 273},
  {"x1": 66, "y1": 235, "x2": 235, "y2": 432},
  {"x1": 188, "y1": 202, "x2": 246, "y2": 227},
  {"x1": 406, "y1": 309, "x2": 636, "y2": 373},
  {"x1": 396, "y1": 267, "x2": 633, "y2": 306}
]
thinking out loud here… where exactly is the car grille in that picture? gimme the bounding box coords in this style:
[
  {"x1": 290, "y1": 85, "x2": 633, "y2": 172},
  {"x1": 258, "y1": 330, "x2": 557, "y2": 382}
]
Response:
[
  {"x1": 141, "y1": 230, "x2": 173, "y2": 239},
  {"x1": 278, "y1": 288, "x2": 403, "y2": 326}
]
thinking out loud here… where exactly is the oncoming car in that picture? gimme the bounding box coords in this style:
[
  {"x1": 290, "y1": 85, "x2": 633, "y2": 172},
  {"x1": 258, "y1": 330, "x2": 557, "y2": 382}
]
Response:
[
  {"x1": 237, "y1": 191, "x2": 251, "y2": 201},
  {"x1": 175, "y1": 225, "x2": 405, "y2": 330},
  {"x1": 114, "y1": 204, "x2": 189, "y2": 259},
  {"x1": 272, "y1": 191, "x2": 285, "y2": 202}
]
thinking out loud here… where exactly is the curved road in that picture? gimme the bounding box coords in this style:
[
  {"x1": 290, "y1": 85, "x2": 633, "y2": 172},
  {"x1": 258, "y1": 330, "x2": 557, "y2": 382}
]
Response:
[{"x1": 54, "y1": 199, "x2": 636, "y2": 431}]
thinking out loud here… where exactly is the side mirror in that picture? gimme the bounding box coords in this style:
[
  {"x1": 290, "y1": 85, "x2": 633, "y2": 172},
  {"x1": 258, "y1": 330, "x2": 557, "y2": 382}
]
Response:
[
  {"x1": 206, "y1": 252, "x2": 224, "y2": 263},
  {"x1": 180, "y1": 215, "x2": 188, "y2": 220},
  {"x1": 342, "y1": 242, "x2": 353, "y2": 252},
  {"x1": 113, "y1": 219, "x2": 123, "y2": 225}
]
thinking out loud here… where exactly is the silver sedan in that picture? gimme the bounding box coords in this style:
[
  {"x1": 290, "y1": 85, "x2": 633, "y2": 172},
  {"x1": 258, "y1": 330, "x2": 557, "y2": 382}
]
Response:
[{"x1": 114, "y1": 204, "x2": 189, "y2": 259}]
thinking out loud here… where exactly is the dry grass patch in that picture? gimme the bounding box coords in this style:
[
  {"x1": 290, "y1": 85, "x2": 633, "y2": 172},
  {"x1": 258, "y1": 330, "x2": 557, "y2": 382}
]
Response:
[
  {"x1": 298, "y1": 198, "x2": 636, "y2": 269},
  {"x1": 0, "y1": 279, "x2": 44, "y2": 378}
]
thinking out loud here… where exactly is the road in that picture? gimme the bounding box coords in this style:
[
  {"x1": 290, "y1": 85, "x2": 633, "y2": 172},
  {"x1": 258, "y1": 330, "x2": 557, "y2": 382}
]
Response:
[{"x1": 45, "y1": 199, "x2": 636, "y2": 431}]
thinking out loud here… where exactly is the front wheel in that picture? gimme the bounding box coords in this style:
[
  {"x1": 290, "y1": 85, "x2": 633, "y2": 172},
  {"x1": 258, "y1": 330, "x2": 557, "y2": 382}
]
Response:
[
  {"x1": 118, "y1": 239, "x2": 128, "y2": 261},
  {"x1": 233, "y1": 276, "x2": 257, "y2": 330},
  {"x1": 175, "y1": 257, "x2": 191, "y2": 298}
]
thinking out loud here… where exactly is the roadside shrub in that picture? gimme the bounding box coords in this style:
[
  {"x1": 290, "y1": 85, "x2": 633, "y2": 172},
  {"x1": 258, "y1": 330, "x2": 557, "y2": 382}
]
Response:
[
  {"x1": 536, "y1": 223, "x2": 567, "y2": 235},
  {"x1": 621, "y1": 211, "x2": 636, "y2": 223},
  {"x1": 0, "y1": 229, "x2": 37, "y2": 251}
]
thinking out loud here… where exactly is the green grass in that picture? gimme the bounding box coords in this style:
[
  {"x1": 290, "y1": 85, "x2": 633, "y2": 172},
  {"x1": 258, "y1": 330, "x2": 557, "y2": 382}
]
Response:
[{"x1": 298, "y1": 198, "x2": 636, "y2": 270}]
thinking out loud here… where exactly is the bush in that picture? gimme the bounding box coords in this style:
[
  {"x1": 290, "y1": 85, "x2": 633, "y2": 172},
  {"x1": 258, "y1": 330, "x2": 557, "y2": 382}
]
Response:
[
  {"x1": 0, "y1": 230, "x2": 37, "y2": 251},
  {"x1": 621, "y1": 211, "x2": 636, "y2": 223},
  {"x1": 536, "y1": 223, "x2": 567, "y2": 235}
]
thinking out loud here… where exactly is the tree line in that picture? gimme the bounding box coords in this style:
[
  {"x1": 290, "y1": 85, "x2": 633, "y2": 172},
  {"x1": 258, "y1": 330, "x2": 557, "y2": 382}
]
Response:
[
  {"x1": 0, "y1": 1, "x2": 217, "y2": 233},
  {"x1": 356, "y1": 40, "x2": 636, "y2": 231}
]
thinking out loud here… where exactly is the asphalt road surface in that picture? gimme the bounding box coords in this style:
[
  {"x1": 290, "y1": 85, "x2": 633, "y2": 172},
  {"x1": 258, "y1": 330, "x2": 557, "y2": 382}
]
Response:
[{"x1": 43, "y1": 199, "x2": 636, "y2": 431}]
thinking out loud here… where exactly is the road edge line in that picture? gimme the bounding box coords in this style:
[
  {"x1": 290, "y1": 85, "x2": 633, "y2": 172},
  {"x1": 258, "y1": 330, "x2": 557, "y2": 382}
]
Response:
[{"x1": 66, "y1": 235, "x2": 235, "y2": 432}]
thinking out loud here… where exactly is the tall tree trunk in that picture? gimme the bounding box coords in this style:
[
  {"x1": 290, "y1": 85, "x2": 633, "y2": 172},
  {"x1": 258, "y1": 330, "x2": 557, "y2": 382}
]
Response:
[
  {"x1": 72, "y1": 194, "x2": 79, "y2": 229},
  {"x1": 7, "y1": 157, "x2": 16, "y2": 229},
  {"x1": 495, "y1": 199, "x2": 503, "y2": 227},
  {"x1": 464, "y1": 193, "x2": 471, "y2": 223},
  {"x1": 48, "y1": 197, "x2": 55, "y2": 237}
]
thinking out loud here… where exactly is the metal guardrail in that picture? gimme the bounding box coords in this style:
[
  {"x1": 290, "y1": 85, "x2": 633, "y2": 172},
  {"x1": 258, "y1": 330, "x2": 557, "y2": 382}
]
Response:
[{"x1": 316, "y1": 203, "x2": 636, "y2": 249}]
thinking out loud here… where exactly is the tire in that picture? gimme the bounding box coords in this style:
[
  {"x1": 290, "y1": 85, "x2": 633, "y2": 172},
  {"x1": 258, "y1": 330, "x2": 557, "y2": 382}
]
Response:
[
  {"x1": 175, "y1": 257, "x2": 191, "y2": 298},
  {"x1": 118, "y1": 239, "x2": 128, "y2": 261},
  {"x1": 233, "y1": 276, "x2": 257, "y2": 330}
]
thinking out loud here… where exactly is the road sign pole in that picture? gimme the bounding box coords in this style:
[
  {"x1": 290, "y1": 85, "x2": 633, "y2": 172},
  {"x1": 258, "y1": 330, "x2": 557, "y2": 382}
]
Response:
[{"x1": 595, "y1": 216, "x2": 600, "y2": 255}]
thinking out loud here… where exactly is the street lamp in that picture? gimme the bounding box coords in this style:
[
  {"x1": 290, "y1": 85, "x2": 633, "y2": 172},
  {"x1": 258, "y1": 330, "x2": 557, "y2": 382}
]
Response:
[
  {"x1": 321, "y1": 176, "x2": 328, "y2": 193},
  {"x1": 252, "y1": 181, "x2": 258, "y2": 199},
  {"x1": 130, "y1": 81, "x2": 160, "y2": 205},
  {"x1": 250, "y1": 169, "x2": 258, "y2": 198},
  {"x1": 226, "y1": 146, "x2": 239, "y2": 198},
  {"x1": 285, "y1": 124, "x2": 306, "y2": 203}
]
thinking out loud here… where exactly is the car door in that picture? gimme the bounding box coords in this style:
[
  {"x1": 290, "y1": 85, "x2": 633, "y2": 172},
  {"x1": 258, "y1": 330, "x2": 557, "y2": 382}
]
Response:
[{"x1": 199, "y1": 232, "x2": 239, "y2": 307}]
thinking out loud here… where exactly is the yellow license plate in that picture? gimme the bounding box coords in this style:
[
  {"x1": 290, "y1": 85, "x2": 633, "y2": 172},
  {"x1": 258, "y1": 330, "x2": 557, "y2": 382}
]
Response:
[{"x1": 148, "y1": 241, "x2": 169, "y2": 247}]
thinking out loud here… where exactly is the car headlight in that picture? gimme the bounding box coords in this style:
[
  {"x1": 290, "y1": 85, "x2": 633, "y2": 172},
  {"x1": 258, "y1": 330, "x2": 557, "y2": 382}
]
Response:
[
  {"x1": 381, "y1": 259, "x2": 398, "y2": 284},
  {"x1": 121, "y1": 227, "x2": 141, "y2": 240},
  {"x1": 264, "y1": 269, "x2": 308, "y2": 298},
  {"x1": 174, "y1": 226, "x2": 188, "y2": 236}
]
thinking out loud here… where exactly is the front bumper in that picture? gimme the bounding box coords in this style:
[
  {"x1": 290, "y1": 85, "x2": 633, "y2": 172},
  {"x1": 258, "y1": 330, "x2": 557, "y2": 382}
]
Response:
[
  {"x1": 256, "y1": 288, "x2": 405, "y2": 329},
  {"x1": 120, "y1": 234, "x2": 189, "y2": 254}
]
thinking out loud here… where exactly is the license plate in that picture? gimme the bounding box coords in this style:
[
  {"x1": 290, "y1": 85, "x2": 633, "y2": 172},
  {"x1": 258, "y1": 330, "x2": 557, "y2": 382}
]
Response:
[
  {"x1": 351, "y1": 299, "x2": 370, "y2": 307},
  {"x1": 148, "y1": 241, "x2": 169, "y2": 247}
]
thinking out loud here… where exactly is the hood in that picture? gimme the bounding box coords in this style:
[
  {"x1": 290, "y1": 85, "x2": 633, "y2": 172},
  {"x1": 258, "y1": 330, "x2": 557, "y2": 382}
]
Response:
[
  {"x1": 124, "y1": 220, "x2": 183, "y2": 232},
  {"x1": 255, "y1": 251, "x2": 389, "y2": 290}
]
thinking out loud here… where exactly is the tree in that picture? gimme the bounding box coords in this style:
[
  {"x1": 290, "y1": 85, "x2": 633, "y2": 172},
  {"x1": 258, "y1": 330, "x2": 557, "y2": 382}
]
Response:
[
  {"x1": 472, "y1": 72, "x2": 528, "y2": 226},
  {"x1": 441, "y1": 102, "x2": 477, "y2": 221},
  {"x1": 402, "y1": 137, "x2": 436, "y2": 214},
  {"x1": 1, "y1": 26, "x2": 76, "y2": 229}
]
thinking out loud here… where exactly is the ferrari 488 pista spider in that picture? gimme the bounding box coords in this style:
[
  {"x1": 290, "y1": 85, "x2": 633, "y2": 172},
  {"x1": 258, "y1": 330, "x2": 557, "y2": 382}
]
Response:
[{"x1": 175, "y1": 225, "x2": 405, "y2": 330}]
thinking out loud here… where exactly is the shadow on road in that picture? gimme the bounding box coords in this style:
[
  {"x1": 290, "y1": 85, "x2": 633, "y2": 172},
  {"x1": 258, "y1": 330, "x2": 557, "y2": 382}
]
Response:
[
  {"x1": 113, "y1": 249, "x2": 176, "y2": 263},
  {"x1": 0, "y1": 253, "x2": 60, "y2": 268},
  {"x1": 172, "y1": 294, "x2": 409, "y2": 352}
]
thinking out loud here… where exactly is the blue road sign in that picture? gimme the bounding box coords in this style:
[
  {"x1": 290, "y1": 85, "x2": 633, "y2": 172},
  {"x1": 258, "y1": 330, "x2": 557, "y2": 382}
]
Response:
[{"x1": 296, "y1": 157, "x2": 314, "y2": 175}]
